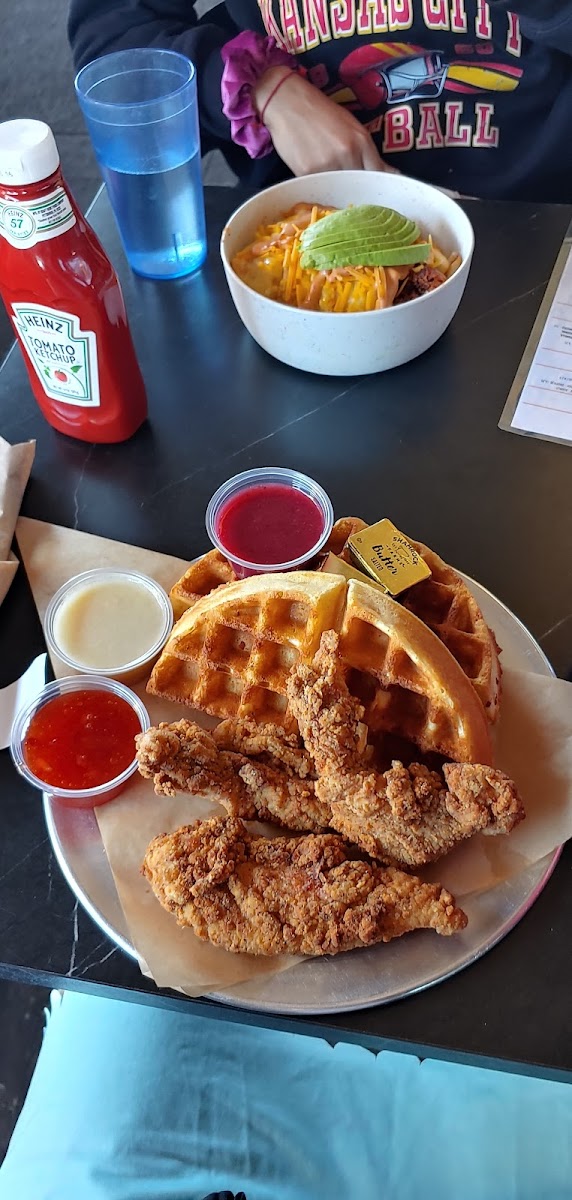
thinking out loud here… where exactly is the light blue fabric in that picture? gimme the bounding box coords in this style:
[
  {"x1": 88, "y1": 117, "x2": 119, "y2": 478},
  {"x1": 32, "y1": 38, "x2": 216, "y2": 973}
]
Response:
[{"x1": 1, "y1": 989, "x2": 572, "y2": 1200}]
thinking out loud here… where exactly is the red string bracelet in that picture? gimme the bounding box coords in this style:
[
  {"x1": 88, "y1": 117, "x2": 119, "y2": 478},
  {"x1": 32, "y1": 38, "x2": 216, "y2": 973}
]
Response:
[{"x1": 259, "y1": 69, "x2": 296, "y2": 126}]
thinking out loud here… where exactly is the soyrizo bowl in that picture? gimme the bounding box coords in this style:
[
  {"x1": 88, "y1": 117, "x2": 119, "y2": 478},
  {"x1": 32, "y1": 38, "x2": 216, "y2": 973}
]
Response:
[{"x1": 220, "y1": 170, "x2": 474, "y2": 377}]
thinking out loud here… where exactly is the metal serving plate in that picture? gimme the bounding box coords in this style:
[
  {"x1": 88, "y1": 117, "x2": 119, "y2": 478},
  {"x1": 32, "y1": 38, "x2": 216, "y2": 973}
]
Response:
[{"x1": 44, "y1": 576, "x2": 559, "y2": 1015}]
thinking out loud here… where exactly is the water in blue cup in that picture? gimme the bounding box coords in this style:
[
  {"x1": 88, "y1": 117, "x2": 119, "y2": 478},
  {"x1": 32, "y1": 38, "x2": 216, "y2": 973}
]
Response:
[{"x1": 75, "y1": 49, "x2": 206, "y2": 280}]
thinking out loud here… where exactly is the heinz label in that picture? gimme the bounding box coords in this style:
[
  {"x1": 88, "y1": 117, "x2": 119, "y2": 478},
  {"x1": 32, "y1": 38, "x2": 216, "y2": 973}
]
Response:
[
  {"x1": 11, "y1": 303, "x2": 100, "y2": 407},
  {"x1": 0, "y1": 187, "x2": 76, "y2": 248}
]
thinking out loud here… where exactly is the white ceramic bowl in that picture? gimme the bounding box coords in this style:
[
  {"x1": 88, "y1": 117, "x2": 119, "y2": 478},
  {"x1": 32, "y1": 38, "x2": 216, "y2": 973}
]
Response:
[{"x1": 220, "y1": 171, "x2": 474, "y2": 376}]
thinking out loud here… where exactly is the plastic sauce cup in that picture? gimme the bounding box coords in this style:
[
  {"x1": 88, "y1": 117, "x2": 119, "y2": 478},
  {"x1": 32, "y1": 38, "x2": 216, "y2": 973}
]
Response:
[
  {"x1": 43, "y1": 568, "x2": 173, "y2": 685},
  {"x1": 205, "y1": 467, "x2": 334, "y2": 579},
  {"x1": 10, "y1": 676, "x2": 150, "y2": 809}
]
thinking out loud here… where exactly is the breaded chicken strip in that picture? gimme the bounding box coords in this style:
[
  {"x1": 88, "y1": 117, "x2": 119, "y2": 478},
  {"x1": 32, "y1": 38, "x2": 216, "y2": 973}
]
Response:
[
  {"x1": 287, "y1": 632, "x2": 525, "y2": 868},
  {"x1": 136, "y1": 719, "x2": 329, "y2": 831},
  {"x1": 135, "y1": 720, "x2": 245, "y2": 809},
  {"x1": 142, "y1": 815, "x2": 468, "y2": 956}
]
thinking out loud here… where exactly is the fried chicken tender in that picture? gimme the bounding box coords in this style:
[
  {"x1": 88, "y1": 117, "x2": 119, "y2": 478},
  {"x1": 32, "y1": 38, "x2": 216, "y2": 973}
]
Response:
[
  {"x1": 142, "y1": 815, "x2": 467, "y2": 956},
  {"x1": 441, "y1": 762, "x2": 523, "y2": 834},
  {"x1": 286, "y1": 632, "x2": 368, "y2": 775},
  {"x1": 135, "y1": 721, "x2": 245, "y2": 809},
  {"x1": 214, "y1": 717, "x2": 331, "y2": 830},
  {"x1": 287, "y1": 631, "x2": 525, "y2": 868},
  {"x1": 136, "y1": 719, "x2": 329, "y2": 831},
  {"x1": 213, "y1": 717, "x2": 314, "y2": 778},
  {"x1": 235, "y1": 760, "x2": 330, "y2": 831}
]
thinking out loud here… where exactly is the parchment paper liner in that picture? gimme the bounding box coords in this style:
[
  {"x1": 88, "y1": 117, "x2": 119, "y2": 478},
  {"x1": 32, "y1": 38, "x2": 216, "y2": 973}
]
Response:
[{"x1": 17, "y1": 516, "x2": 572, "y2": 998}]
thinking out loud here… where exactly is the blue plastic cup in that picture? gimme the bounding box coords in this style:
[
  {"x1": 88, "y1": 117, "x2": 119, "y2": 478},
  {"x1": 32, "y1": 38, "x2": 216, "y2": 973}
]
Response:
[{"x1": 75, "y1": 48, "x2": 207, "y2": 280}]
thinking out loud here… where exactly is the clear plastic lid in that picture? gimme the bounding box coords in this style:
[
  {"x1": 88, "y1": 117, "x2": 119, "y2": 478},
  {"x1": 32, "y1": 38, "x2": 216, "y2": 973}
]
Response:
[
  {"x1": 0, "y1": 119, "x2": 59, "y2": 186},
  {"x1": 43, "y1": 568, "x2": 173, "y2": 679},
  {"x1": 205, "y1": 467, "x2": 334, "y2": 577},
  {"x1": 10, "y1": 675, "x2": 150, "y2": 806}
]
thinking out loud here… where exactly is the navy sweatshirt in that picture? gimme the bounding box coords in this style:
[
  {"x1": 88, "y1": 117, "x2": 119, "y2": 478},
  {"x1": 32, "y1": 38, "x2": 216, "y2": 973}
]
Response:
[{"x1": 69, "y1": 0, "x2": 572, "y2": 201}]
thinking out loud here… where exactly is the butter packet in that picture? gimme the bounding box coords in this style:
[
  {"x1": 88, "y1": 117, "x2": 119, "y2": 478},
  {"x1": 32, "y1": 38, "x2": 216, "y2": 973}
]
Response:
[{"x1": 348, "y1": 518, "x2": 431, "y2": 596}]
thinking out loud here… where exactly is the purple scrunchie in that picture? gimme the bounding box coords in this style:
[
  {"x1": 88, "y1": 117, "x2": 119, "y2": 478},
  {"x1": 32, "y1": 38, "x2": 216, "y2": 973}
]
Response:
[{"x1": 221, "y1": 31, "x2": 295, "y2": 159}]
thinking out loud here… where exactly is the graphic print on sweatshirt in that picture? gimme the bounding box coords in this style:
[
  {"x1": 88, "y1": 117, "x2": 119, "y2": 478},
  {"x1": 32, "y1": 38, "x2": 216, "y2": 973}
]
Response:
[{"x1": 256, "y1": 0, "x2": 524, "y2": 156}]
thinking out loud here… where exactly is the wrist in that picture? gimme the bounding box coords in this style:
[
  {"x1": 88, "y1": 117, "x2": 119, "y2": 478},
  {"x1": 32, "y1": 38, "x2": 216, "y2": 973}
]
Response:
[{"x1": 253, "y1": 66, "x2": 295, "y2": 118}]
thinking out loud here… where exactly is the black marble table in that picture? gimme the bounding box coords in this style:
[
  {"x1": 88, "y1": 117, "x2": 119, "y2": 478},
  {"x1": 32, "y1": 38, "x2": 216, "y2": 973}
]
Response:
[{"x1": 1, "y1": 186, "x2": 571, "y2": 1083}]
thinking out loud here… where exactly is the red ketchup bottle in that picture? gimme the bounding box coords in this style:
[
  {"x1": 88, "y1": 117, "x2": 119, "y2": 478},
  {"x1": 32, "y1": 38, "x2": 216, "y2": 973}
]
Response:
[{"x1": 0, "y1": 119, "x2": 147, "y2": 443}]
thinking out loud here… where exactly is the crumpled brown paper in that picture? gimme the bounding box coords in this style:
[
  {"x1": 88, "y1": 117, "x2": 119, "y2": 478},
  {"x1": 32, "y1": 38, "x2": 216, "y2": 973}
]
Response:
[
  {"x1": 0, "y1": 438, "x2": 35, "y2": 606},
  {"x1": 17, "y1": 516, "x2": 572, "y2": 999}
]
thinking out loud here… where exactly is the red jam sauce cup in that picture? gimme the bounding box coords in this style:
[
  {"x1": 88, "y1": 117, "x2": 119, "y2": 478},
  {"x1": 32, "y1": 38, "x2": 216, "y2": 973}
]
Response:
[{"x1": 205, "y1": 467, "x2": 334, "y2": 579}]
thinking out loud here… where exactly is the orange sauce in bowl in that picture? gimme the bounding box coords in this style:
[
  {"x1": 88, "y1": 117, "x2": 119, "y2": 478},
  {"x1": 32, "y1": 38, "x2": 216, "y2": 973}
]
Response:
[{"x1": 23, "y1": 689, "x2": 140, "y2": 791}]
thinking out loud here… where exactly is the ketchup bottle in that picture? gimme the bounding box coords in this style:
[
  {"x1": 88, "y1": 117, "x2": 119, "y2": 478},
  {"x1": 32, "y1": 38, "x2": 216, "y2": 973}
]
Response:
[{"x1": 0, "y1": 119, "x2": 147, "y2": 443}]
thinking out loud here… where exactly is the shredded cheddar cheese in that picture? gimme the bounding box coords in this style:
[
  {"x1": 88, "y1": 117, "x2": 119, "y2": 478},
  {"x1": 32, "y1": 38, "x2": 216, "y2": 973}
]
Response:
[{"x1": 231, "y1": 203, "x2": 461, "y2": 313}]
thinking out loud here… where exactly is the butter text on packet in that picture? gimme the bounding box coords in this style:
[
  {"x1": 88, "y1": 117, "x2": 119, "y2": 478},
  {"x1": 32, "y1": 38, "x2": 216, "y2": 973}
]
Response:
[{"x1": 347, "y1": 519, "x2": 431, "y2": 596}]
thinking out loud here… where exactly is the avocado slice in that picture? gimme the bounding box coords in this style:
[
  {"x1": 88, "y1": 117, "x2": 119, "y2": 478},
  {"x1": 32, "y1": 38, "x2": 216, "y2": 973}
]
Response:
[
  {"x1": 299, "y1": 204, "x2": 430, "y2": 270},
  {"x1": 303, "y1": 242, "x2": 432, "y2": 269}
]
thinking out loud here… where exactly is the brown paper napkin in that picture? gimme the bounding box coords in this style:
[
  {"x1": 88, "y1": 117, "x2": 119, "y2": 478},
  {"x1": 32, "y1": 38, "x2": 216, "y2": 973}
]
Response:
[
  {"x1": 0, "y1": 438, "x2": 35, "y2": 605},
  {"x1": 17, "y1": 516, "x2": 572, "y2": 999},
  {"x1": 16, "y1": 515, "x2": 188, "y2": 613},
  {"x1": 0, "y1": 553, "x2": 19, "y2": 608}
]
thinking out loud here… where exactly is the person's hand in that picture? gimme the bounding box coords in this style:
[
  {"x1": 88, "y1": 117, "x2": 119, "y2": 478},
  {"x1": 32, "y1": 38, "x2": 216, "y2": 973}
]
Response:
[{"x1": 253, "y1": 68, "x2": 397, "y2": 176}]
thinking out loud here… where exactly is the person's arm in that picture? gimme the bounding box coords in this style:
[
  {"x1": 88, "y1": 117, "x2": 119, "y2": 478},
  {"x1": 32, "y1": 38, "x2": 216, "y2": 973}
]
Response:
[
  {"x1": 69, "y1": 0, "x2": 394, "y2": 177},
  {"x1": 68, "y1": 0, "x2": 239, "y2": 142},
  {"x1": 490, "y1": 1, "x2": 572, "y2": 54},
  {"x1": 252, "y1": 68, "x2": 394, "y2": 175}
]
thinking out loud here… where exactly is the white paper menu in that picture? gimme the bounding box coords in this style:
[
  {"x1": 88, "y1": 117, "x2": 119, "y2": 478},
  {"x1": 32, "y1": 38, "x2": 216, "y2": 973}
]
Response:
[{"x1": 500, "y1": 230, "x2": 572, "y2": 446}]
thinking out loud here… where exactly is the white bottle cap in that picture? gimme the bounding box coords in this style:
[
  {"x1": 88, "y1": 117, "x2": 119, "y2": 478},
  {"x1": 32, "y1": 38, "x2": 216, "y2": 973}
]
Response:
[{"x1": 0, "y1": 119, "x2": 60, "y2": 186}]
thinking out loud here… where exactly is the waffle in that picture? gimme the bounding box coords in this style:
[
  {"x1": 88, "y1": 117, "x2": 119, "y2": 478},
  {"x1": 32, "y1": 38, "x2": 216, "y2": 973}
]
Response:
[
  {"x1": 324, "y1": 516, "x2": 367, "y2": 561},
  {"x1": 339, "y1": 579, "x2": 492, "y2": 764},
  {"x1": 170, "y1": 550, "x2": 236, "y2": 621},
  {"x1": 148, "y1": 571, "x2": 493, "y2": 764},
  {"x1": 402, "y1": 542, "x2": 501, "y2": 724},
  {"x1": 165, "y1": 519, "x2": 501, "y2": 723},
  {"x1": 148, "y1": 571, "x2": 346, "y2": 729},
  {"x1": 170, "y1": 518, "x2": 364, "y2": 621}
]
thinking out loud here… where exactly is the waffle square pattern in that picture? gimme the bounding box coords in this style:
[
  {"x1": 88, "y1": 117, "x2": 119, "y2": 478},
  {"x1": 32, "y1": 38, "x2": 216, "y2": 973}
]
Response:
[
  {"x1": 149, "y1": 571, "x2": 492, "y2": 765},
  {"x1": 170, "y1": 550, "x2": 236, "y2": 621}
]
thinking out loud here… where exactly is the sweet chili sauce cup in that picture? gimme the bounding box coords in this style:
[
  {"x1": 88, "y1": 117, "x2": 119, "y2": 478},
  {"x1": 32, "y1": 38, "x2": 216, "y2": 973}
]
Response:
[
  {"x1": 205, "y1": 467, "x2": 334, "y2": 579},
  {"x1": 10, "y1": 676, "x2": 150, "y2": 809}
]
